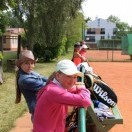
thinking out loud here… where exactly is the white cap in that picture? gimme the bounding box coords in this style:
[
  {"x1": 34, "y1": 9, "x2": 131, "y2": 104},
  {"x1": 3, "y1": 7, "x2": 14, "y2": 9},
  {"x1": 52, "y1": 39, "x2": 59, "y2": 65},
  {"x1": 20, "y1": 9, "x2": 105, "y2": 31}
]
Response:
[
  {"x1": 56, "y1": 59, "x2": 83, "y2": 77},
  {"x1": 81, "y1": 44, "x2": 88, "y2": 49},
  {"x1": 77, "y1": 62, "x2": 93, "y2": 74}
]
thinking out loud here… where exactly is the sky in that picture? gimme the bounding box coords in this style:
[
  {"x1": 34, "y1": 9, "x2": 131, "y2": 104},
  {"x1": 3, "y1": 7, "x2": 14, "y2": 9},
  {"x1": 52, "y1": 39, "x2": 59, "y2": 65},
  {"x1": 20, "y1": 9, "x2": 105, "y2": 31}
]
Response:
[{"x1": 81, "y1": 0, "x2": 132, "y2": 26}]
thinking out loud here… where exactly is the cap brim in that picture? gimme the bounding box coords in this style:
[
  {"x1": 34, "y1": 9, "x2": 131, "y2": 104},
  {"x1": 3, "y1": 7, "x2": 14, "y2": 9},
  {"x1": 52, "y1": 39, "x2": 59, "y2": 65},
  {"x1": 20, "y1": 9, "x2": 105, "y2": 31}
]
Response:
[
  {"x1": 61, "y1": 69, "x2": 83, "y2": 77},
  {"x1": 16, "y1": 58, "x2": 36, "y2": 67},
  {"x1": 76, "y1": 72, "x2": 83, "y2": 77}
]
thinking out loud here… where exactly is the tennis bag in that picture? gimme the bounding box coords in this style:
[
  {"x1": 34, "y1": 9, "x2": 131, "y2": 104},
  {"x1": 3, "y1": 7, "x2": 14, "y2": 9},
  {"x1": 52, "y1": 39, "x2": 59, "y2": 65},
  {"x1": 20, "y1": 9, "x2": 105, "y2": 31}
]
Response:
[
  {"x1": 84, "y1": 73, "x2": 118, "y2": 108},
  {"x1": 65, "y1": 108, "x2": 78, "y2": 132}
]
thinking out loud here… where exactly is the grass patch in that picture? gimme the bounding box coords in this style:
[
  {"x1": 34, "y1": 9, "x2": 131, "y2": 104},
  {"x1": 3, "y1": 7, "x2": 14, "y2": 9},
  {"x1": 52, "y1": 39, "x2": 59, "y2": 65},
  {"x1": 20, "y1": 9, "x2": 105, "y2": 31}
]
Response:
[
  {"x1": 0, "y1": 50, "x2": 73, "y2": 132},
  {"x1": 2, "y1": 51, "x2": 17, "y2": 72},
  {"x1": 0, "y1": 72, "x2": 27, "y2": 132},
  {"x1": 1, "y1": 49, "x2": 129, "y2": 131}
]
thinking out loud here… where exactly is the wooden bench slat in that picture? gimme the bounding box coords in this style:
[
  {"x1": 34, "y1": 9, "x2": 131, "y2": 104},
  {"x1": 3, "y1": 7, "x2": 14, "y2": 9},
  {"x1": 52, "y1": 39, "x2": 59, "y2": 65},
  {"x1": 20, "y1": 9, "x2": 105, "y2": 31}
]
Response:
[
  {"x1": 112, "y1": 105, "x2": 123, "y2": 120},
  {"x1": 86, "y1": 103, "x2": 123, "y2": 131}
]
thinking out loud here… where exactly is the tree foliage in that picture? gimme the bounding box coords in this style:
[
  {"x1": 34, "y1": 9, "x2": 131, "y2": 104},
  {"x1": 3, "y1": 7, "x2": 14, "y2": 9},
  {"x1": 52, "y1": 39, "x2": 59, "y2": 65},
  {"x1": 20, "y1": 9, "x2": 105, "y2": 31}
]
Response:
[
  {"x1": 8, "y1": 0, "x2": 85, "y2": 61},
  {"x1": 0, "y1": 13, "x2": 7, "y2": 35},
  {"x1": 108, "y1": 15, "x2": 132, "y2": 39},
  {"x1": 2, "y1": 11, "x2": 22, "y2": 28},
  {"x1": 0, "y1": 0, "x2": 18, "y2": 35},
  {"x1": 0, "y1": 0, "x2": 16, "y2": 11},
  {"x1": 0, "y1": 0, "x2": 85, "y2": 61},
  {"x1": 65, "y1": 12, "x2": 85, "y2": 52}
]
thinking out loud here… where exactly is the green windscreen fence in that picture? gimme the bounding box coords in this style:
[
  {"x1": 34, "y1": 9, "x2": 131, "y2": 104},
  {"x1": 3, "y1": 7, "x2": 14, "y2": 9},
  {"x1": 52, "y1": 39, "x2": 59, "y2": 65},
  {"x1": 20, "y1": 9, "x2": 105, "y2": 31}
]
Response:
[
  {"x1": 121, "y1": 34, "x2": 132, "y2": 55},
  {"x1": 127, "y1": 34, "x2": 132, "y2": 54}
]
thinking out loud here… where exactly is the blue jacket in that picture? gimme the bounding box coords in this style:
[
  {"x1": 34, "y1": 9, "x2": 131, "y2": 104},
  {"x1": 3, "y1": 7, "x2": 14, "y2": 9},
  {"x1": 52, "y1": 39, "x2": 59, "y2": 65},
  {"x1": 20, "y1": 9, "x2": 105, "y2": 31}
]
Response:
[{"x1": 18, "y1": 69, "x2": 47, "y2": 115}]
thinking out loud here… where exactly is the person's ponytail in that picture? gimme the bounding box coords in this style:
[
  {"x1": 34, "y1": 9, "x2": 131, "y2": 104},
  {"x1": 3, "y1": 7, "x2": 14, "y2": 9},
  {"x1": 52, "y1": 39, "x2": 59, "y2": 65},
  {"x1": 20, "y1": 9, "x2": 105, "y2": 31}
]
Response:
[
  {"x1": 15, "y1": 69, "x2": 21, "y2": 104},
  {"x1": 45, "y1": 72, "x2": 56, "y2": 85}
]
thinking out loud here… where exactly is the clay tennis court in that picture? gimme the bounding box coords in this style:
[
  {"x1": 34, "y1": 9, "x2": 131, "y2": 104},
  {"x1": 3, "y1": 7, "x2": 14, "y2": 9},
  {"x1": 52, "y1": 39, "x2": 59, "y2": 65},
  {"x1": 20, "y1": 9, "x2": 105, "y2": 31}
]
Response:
[
  {"x1": 10, "y1": 50, "x2": 132, "y2": 132},
  {"x1": 90, "y1": 62, "x2": 132, "y2": 132},
  {"x1": 88, "y1": 50, "x2": 132, "y2": 132}
]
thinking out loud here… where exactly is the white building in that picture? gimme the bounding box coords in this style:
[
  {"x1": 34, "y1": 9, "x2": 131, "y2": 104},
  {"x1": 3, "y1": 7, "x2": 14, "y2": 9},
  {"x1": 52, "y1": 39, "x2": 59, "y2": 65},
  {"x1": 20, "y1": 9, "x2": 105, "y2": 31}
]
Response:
[{"x1": 85, "y1": 18, "x2": 117, "y2": 48}]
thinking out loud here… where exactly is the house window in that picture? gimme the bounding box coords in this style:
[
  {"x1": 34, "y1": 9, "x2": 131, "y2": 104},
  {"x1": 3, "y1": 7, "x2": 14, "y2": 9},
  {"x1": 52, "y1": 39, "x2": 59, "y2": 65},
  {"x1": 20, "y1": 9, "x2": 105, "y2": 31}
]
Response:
[
  {"x1": 113, "y1": 28, "x2": 117, "y2": 34},
  {"x1": 11, "y1": 36, "x2": 18, "y2": 45},
  {"x1": 100, "y1": 28, "x2": 105, "y2": 34},
  {"x1": 98, "y1": 19, "x2": 100, "y2": 27},
  {"x1": 88, "y1": 36, "x2": 95, "y2": 42},
  {"x1": 85, "y1": 36, "x2": 90, "y2": 42},
  {"x1": 101, "y1": 36, "x2": 105, "y2": 39},
  {"x1": 87, "y1": 28, "x2": 96, "y2": 34}
]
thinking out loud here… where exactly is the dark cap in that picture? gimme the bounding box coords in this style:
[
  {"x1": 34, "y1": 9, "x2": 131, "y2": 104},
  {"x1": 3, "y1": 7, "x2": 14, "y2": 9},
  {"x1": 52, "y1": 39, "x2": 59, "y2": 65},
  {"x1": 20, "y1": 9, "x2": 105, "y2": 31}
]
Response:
[{"x1": 74, "y1": 42, "x2": 80, "y2": 48}]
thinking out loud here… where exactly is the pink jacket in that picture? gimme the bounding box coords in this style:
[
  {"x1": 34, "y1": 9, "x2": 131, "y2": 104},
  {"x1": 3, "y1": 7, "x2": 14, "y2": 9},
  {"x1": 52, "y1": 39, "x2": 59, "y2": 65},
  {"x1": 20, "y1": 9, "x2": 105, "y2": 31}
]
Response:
[{"x1": 33, "y1": 81, "x2": 91, "y2": 132}]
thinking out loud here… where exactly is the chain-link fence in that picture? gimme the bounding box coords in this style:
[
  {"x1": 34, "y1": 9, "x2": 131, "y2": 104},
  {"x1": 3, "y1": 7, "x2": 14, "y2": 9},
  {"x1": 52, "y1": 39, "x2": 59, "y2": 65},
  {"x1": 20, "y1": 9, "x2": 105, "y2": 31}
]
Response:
[{"x1": 87, "y1": 50, "x2": 131, "y2": 62}]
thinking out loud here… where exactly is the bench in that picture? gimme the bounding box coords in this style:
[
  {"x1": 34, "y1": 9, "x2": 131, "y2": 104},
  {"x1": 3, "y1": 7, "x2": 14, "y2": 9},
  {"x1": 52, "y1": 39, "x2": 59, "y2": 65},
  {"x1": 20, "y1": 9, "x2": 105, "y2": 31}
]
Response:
[
  {"x1": 86, "y1": 103, "x2": 123, "y2": 132},
  {"x1": 78, "y1": 66, "x2": 123, "y2": 132}
]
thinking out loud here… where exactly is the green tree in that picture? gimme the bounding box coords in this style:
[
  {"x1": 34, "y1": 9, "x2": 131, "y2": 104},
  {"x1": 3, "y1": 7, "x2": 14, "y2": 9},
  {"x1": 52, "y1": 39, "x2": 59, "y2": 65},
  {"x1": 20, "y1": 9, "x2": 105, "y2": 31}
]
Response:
[
  {"x1": 10, "y1": 0, "x2": 85, "y2": 61},
  {"x1": 0, "y1": 0, "x2": 16, "y2": 11},
  {"x1": 0, "y1": 0, "x2": 17, "y2": 34},
  {"x1": 108, "y1": 15, "x2": 132, "y2": 39},
  {"x1": 0, "y1": 13, "x2": 7, "y2": 35},
  {"x1": 2, "y1": 11, "x2": 22, "y2": 28},
  {"x1": 65, "y1": 12, "x2": 85, "y2": 52},
  {"x1": 85, "y1": 17, "x2": 91, "y2": 23}
]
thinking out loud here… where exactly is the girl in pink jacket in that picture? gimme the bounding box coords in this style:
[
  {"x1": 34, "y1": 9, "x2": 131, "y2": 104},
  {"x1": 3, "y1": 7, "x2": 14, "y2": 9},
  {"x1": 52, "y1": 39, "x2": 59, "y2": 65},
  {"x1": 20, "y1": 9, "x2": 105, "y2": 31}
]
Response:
[{"x1": 33, "y1": 59, "x2": 91, "y2": 132}]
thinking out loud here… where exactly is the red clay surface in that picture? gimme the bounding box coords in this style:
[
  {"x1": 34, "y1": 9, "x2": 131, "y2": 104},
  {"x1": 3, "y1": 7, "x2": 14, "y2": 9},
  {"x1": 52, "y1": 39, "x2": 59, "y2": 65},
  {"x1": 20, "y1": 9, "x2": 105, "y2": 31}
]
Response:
[
  {"x1": 90, "y1": 62, "x2": 132, "y2": 132},
  {"x1": 10, "y1": 50, "x2": 132, "y2": 132}
]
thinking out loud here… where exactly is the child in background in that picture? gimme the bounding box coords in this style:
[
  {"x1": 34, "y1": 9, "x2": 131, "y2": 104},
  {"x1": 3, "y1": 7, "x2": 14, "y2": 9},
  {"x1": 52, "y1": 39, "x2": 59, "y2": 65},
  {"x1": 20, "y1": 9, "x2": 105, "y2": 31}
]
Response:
[
  {"x1": 79, "y1": 44, "x2": 89, "y2": 62},
  {"x1": 80, "y1": 40, "x2": 86, "y2": 46},
  {"x1": 72, "y1": 42, "x2": 82, "y2": 65},
  {"x1": 15, "y1": 50, "x2": 47, "y2": 122},
  {"x1": 72, "y1": 42, "x2": 88, "y2": 66}
]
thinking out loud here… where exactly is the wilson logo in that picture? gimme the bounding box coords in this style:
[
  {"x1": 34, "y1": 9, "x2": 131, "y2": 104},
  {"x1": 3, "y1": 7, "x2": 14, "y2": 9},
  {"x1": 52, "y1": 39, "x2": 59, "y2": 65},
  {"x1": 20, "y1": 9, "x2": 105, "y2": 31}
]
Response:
[{"x1": 93, "y1": 83, "x2": 116, "y2": 107}]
